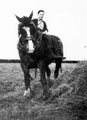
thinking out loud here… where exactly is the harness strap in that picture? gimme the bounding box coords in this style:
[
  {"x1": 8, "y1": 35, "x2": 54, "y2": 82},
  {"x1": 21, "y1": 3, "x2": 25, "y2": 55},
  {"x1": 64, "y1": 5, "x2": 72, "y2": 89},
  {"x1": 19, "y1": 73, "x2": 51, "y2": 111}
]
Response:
[{"x1": 26, "y1": 36, "x2": 35, "y2": 41}]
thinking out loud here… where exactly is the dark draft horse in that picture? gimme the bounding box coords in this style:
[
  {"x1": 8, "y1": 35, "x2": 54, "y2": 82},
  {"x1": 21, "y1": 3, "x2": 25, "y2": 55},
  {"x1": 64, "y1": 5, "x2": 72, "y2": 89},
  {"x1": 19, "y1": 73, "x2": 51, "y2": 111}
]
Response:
[{"x1": 15, "y1": 11, "x2": 65, "y2": 100}]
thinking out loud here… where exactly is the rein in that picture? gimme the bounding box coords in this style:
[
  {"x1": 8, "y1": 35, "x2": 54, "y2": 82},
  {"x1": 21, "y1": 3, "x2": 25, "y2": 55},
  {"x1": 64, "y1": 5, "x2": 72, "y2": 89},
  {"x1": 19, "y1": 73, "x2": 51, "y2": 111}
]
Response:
[
  {"x1": 30, "y1": 21, "x2": 37, "y2": 29},
  {"x1": 30, "y1": 21, "x2": 42, "y2": 41}
]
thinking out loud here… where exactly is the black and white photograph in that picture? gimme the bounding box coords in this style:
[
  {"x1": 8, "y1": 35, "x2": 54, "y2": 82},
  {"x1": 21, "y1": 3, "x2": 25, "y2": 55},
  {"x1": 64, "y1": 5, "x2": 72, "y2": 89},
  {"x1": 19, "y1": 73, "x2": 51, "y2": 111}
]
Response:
[{"x1": 0, "y1": 0, "x2": 87, "y2": 119}]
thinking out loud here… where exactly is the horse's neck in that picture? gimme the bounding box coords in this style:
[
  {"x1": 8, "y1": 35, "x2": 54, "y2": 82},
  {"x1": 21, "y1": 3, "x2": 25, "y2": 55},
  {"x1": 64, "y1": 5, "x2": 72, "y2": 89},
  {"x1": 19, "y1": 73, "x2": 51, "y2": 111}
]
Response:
[{"x1": 34, "y1": 30, "x2": 42, "y2": 42}]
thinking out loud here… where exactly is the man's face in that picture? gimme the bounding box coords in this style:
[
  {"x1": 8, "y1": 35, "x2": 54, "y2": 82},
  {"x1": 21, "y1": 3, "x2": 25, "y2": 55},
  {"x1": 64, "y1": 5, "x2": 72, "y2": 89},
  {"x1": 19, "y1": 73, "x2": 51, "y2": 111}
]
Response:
[{"x1": 38, "y1": 12, "x2": 44, "y2": 20}]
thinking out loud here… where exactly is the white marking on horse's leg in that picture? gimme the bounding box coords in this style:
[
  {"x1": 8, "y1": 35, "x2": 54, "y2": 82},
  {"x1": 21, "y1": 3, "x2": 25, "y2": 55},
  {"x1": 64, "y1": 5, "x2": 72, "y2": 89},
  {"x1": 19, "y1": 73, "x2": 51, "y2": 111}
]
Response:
[{"x1": 23, "y1": 88, "x2": 31, "y2": 97}]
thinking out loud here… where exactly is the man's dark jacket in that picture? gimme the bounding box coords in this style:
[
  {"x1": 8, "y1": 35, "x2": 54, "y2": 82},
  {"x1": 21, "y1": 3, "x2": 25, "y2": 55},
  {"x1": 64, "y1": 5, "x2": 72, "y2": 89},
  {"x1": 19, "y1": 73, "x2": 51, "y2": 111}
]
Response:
[{"x1": 32, "y1": 19, "x2": 48, "y2": 32}]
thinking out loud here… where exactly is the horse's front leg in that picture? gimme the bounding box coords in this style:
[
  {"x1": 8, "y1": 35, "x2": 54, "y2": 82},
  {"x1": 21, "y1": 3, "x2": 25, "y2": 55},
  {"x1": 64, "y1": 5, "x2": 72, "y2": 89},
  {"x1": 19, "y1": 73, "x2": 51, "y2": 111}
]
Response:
[
  {"x1": 39, "y1": 60, "x2": 51, "y2": 100},
  {"x1": 21, "y1": 63, "x2": 31, "y2": 97}
]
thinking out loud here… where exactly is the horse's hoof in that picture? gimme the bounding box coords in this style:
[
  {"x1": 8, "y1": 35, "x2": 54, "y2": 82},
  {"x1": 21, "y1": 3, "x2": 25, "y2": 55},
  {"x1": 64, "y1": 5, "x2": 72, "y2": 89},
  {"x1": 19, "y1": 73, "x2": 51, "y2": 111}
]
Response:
[
  {"x1": 42, "y1": 94, "x2": 50, "y2": 101},
  {"x1": 48, "y1": 80, "x2": 53, "y2": 88},
  {"x1": 23, "y1": 88, "x2": 31, "y2": 97},
  {"x1": 42, "y1": 90, "x2": 52, "y2": 101},
  {"x1": 42, "y1": 95, "x2": 49, "y2": 101}
]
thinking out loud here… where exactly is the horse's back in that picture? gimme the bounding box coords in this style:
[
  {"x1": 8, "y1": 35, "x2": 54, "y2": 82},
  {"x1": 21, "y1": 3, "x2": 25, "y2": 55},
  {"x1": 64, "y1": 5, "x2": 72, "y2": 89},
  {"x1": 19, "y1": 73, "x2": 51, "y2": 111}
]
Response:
[
  {"x1": 46, "y1": 34, "x2": 63, "y2": 57},
  {"x1": 47, "y1": 34, "x2": 62, "y2": 45}
]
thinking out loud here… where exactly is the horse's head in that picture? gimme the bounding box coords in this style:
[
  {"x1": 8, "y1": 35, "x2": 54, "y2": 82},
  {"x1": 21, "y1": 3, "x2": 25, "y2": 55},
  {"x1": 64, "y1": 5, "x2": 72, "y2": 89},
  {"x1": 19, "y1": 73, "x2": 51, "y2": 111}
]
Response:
[{"x1": 16, "y1": 11, "x2": 42, "y2": 53}]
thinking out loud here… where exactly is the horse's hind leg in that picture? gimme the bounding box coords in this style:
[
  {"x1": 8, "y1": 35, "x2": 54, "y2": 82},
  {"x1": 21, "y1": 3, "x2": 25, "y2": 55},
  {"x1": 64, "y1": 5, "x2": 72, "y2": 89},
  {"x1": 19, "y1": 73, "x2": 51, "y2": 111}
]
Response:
[
  {"x1": 45, "y1": 65, "x2": 51, "y2": 80},
  {"x1": 54, "y1": 58, "x2": 62, "y2": 79},
  {"x1": 39, "y1": 60, "x2": 51, "y2": 100},
  {"x1": 45, "y1": 65, "x2": 53, "y2": 88}
]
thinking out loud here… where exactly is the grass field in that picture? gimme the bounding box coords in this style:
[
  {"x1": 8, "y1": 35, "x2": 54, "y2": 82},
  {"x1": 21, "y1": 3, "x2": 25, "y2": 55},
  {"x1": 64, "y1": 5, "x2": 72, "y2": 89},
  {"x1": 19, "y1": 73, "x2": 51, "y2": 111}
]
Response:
[{"x1": 0, "y1": 62, "x2": 87, "y2": 120}]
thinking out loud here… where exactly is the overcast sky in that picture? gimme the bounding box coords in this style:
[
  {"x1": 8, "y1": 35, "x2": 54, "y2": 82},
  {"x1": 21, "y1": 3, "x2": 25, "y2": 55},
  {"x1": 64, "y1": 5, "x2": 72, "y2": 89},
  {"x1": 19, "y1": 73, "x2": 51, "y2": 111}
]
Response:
[{"x1": 0, "y1": 0, "x2": 87, "y2": 60}]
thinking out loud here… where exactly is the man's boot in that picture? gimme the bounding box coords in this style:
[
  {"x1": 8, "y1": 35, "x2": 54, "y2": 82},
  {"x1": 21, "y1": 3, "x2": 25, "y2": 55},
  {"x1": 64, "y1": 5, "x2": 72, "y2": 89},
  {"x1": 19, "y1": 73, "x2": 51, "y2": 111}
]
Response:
[
  {"x1": 55, "y1": 49, "x2": 66, "y2": 59},
  {"x1": 48, "y1": 49, "x2": 66, "y2": 60},
  {"x1": 48, "y1": 49, "x2": 60, "y2": 60}
]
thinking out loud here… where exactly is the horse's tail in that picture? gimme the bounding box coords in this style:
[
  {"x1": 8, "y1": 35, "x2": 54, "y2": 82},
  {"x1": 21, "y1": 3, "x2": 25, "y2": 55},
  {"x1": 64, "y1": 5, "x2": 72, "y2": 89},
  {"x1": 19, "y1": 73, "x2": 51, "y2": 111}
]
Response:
[{"x1": 35, "y1": 68, "x2": 37, "y2": 78}]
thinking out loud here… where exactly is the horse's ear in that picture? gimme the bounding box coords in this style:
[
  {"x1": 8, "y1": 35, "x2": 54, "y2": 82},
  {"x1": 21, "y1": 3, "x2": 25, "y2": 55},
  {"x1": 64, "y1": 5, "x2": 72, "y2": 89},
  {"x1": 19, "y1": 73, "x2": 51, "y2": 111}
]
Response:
[
  {"x1": 15, "y1": 15, "x2": 23, "y2": 22},
  {"x1": 29, "y1": 11, "x2": 33, "y2": 20}
]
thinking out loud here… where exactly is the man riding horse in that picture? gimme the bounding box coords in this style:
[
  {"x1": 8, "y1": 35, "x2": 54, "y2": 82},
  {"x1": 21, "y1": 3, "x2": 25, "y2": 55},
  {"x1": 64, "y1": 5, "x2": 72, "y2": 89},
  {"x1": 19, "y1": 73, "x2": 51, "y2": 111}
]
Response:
[
  {"x1": 15, "y1": 11, "x2": 65, "y2": 100},
  {"x1": 32, "y1": 10, "x2": 64, "y2": 60},
  {"x1": 32, "y1": 10, "x2": 48, "y2": 34}
]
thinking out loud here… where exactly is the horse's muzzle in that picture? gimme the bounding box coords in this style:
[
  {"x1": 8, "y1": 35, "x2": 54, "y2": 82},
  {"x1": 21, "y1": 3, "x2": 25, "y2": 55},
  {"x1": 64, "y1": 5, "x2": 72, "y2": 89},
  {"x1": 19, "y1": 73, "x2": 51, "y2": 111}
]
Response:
[{"x1": 26, "y1": 37, "x2": 35, "y2": 53}]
